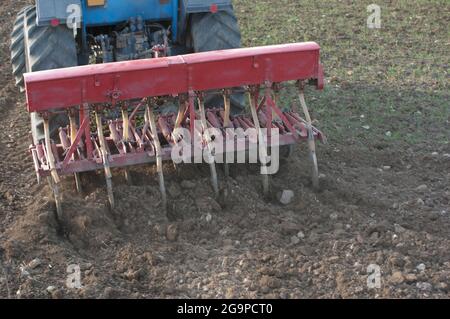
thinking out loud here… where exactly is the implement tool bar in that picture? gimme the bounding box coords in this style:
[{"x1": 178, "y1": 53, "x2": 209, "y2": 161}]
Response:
[{"x1": 24, "y1": 42, "x2": 323, "y2": 113}]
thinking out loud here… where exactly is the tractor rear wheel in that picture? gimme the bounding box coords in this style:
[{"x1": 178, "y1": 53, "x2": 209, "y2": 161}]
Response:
[
  {"x1": 10, "y1": 5, "x2": 33, "y2": 91},
  {"x1": 190, "y1": 8, "x2": 244, "y2": 112},
  {"x1": 21, "y1": 6, "x2": 78, "y2": 144},
  {"x1": 190, "y1": 8, "x2": 241, "y2": 52}
]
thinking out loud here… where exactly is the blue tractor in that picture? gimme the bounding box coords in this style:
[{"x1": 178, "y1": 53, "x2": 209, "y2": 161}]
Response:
[
  {"x1": 11, "y1": 0, "x2": 241, "y2": 89},
  {"x1": 11, "y1": 0, "x2": 241, "y2": 141}
]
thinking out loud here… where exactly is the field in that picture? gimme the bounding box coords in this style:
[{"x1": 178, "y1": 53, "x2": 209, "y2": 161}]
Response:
[{"x1": 0, "y1": 0, "x2": 449, "y2": 298}]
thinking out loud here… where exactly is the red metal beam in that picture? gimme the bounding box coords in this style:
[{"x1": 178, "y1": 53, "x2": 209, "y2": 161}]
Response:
[{"x1": 24, "y1": 42, "x2": 323, "y2": 113}]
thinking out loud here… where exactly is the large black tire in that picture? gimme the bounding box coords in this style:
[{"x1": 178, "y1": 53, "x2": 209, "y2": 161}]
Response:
[
  {"x1": 21, "y1": 6, "x2": 78, "y2": 144},
  {"x1": 190, "y1": 8, "x2": 244, "y2": 112},
  {"x1": 10, "y1": 5, "x2": 33, "y2": 91},
  {"x1": 190, "y1": 8, "x2": 241, "y2": 52}
]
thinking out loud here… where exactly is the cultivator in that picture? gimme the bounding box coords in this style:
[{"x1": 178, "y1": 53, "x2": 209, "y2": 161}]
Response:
[{"x1": 24, "y1": 42, "x2": 325, "y2": 218}]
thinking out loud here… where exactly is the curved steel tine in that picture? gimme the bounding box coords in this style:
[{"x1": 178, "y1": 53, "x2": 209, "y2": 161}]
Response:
[
  {"x1": 197, "y1": 93, "x2": 220, "y2": 197},
  {"x1": 121, "y1": 104, "x2": 133, "y2": 184},
  {"x1": 172, "y1": 96, "x2": 188, "y2": 174},
  {"x1": 298, "y1": 88, "x2": 319, "y2": 190},
  {"x1": 47, "y1": 176, "x2": 63, "y2": 220},
  {"x1": 95, "y1": 110, "x2": 115, "y2": 209},
  {"x1": 247, "y1": 88, "x2": 270, "y2": 197},
  {"x1": 146, "y1": 103, "x2": 167, "y2": 212},
  {"x1": 222, "y1": 90, "x2": 231, "y2": 180},
  {"x1": 69, "y1": 110, "x2": 82, "y2": 194},
  {"x1": 44, "y1": 116, "x2": 63, "y2": 219}
]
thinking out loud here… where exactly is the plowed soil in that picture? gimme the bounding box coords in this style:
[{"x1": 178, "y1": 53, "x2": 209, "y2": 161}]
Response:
[{"x1": 0, "y1": 0, "x2": 449, "y2": 298}]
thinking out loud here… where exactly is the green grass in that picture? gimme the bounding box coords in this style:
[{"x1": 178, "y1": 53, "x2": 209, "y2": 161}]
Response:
[{"x1": 234, "y1": 0, "x2": 449, "y2": 148}]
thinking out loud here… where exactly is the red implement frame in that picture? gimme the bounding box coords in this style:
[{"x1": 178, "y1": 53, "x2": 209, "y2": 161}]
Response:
[
  {"x1": 24, "y1": 42, "x2": 323, "y2": 112},
  {"x1": 24, "y1": 42, "x2": 325, "y2": 182}
]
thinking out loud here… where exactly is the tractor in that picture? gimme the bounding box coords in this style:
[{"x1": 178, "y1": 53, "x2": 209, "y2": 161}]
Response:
[
  {"x1": 10, "y1": 0, "x2": 325, "y2": 218},
  {"x1": 12, "y1": 0, "x2": 242, "y2": 143}
]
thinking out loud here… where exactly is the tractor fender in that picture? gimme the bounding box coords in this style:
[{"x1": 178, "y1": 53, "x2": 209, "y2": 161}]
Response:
[
  {"x1": 178, "y1": 0, "x2": 234, "y2": 43},
  {"x1": 35, "y1": 0, "x2": 82, "y2": 26},
  {"x1": 182, "y1": 0, "x2": 233, "y2": 13}
]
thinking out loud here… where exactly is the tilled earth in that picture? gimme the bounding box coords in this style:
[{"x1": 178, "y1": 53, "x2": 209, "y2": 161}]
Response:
[{"x1": 0, "y1": 0, "x2": 449, "y2": 299}]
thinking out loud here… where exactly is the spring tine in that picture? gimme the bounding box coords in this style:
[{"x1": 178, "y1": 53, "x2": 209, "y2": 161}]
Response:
[
  {"x1": 44, "y1": 117, "x2": 60, "y2": 184},
  {"x1": 47, "y1": 176, "x2": 63, "y2": 220},
  {"x1": 272, "y1": 83, "x2": 281, "y2": 120},
  {"x1": 124, "y1": 169, "x2": 133, "y2": 185},
  {"x1": 158, "y1": 116, "x2": 173, "y2": 143},
  {"x1": 298, "y1": 89, "x2": 319, "y2": 190},
  {"x1": 43, "y1": 116, "x2": 63, "y2": 218},
  {"x1": 221, "y1": 90, "x2": 232, "y2": 180},
  {"x1": 122, "y1": 105, "x2": 130, "y2": 142},
  {"x1": 174, "y1": 97, "x2": 187, "y2": 130},
  {"x1": 108, "y1": 122, "x2": 122, "y2": 146},
  {"x1": 197, "y1": 93, "x2": 219, "y2": 197},
  {"x1": 59, "y1": 128, "x2": 70, "y2": 150},
  {"x1": 69, "y1": 110, "x2": 82, "y2": 193},
  {"x1": 120, "y1": 105, "x2": 133, "y2": 184},
  {"x1": 95, "y1": 110, "x2": 115, "y2": 209},
  {"x1": 248, "y1": 90, "x2": 270, "y2": 197},
  {"x1": 146, "y1": 103, "x2": 167, "y2": 212},
  {"x1": 223, "y1": 89, "x2": 232, "y2": 128}
]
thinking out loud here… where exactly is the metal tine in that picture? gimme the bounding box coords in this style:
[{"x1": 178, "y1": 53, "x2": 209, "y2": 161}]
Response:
[
  {"x1": 222, "y1": 89, "x2": 232, "y2": 179},
  {"x1": 174, "y1": 95, "x2": 187, "y2": 131},
  {"x1": 172, "y1": 96, "x2": 188, "y2": 173},
  {"x1": 69, "y1": 109, "x2": 82, "y2": 194},
  {"x1": 247, "y1": 87, "x2": 270, "y2": 197},
  {"x1": 197, "y1": 92, "x2": 219, "y2": 197},
  {"x1": 146, "y1": 101, "x2": 167, "y2": 212},
  {"x1": 298, "y1": 84, "x2": 319, "y2": 190},
  {"x1": 272, "y1": 83, "x2": 281, "y2": 121},
  {"x1": 94, "y1": 109, "x2": 115, "y2": 209},
  {"x1": 121, "y1": 103, "x2": 133, "y2": 185},
  {"x1": 43, "y1": 115, "x2": 63, "y2": 219}
]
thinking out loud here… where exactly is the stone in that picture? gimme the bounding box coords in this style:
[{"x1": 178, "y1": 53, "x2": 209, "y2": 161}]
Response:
[
  {"x1": 404, "y1": 274, "x2": 417, "y2": 283},
  {"x1": 416, "y1": 263, "x2": 426, "y2": 272},
  {"x1": 259, "y1": 275, "x2": 281, "y2": 289},
  {"x1": 390, "y1": 271, "x2": 404, "y2": 284},
  {"x1": 416, "y1": 184, "x2": 428, "y2": 191},
  {"x1": 46, "y1": 286, "x2": 57, "y2": 294},
  {"x1": 28, "y1": 258, "x2": 42, "y2": 269},
  {"x1": 166, "y1": 224, "x2": 179, "y2": 242},
  {"x1": 279, "y1": 190, "x2": 294, "y2": 205}
]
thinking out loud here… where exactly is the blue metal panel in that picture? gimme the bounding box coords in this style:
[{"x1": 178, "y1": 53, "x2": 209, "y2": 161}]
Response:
[
  {"x1": 182, "y1": 0, "x2": 232, "y2": 13},
  {"x1": 83, "y1": 0, "x2": 175, "y2": 26},
  {"x1": 36, "y1": 0, "x2": 82, "y2": 26}
]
